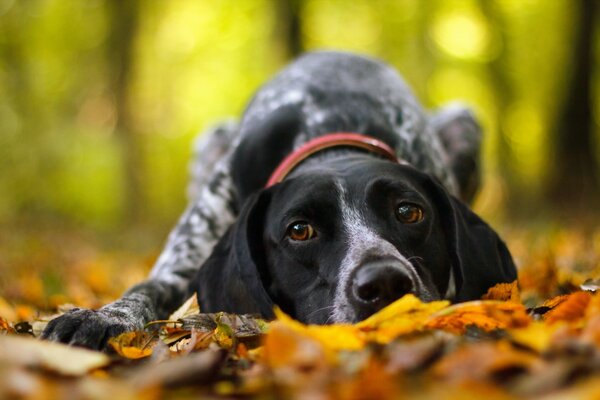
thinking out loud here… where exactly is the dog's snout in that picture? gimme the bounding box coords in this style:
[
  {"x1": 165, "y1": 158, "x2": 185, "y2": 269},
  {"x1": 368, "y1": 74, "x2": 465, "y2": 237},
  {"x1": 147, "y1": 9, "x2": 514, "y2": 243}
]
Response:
[{"x1": 351, "y1": 261, "x2": 413, "y2": 312}]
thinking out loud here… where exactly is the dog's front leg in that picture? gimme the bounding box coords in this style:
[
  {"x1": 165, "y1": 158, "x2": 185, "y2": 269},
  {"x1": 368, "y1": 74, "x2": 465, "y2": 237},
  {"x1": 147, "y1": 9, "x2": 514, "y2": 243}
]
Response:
[{"x1": 43, "y1": 128, "x2": 239, "y2": 350}]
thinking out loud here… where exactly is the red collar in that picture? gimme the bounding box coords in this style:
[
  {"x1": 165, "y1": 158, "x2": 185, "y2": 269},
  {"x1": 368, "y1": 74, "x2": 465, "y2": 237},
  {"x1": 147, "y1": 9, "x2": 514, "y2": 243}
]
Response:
[{"x1": 265, "y1": 132, "x2": 399, "y2": 188}]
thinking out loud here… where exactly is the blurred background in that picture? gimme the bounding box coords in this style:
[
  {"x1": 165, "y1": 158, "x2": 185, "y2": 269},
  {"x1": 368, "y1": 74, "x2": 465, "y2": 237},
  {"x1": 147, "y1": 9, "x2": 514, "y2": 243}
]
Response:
[{"x1": 1, "y1": 0, "x2": 599, "y2": 314}]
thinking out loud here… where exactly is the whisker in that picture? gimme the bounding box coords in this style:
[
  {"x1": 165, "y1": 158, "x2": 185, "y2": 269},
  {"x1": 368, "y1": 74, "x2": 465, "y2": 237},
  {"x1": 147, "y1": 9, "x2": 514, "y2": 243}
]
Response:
[{"x1": 306, "y1": 305, "x2": 336, "y2": 321}]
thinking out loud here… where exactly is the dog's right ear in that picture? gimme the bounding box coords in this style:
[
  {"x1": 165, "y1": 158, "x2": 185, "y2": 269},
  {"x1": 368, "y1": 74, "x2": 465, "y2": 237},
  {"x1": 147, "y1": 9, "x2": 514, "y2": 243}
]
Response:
[{"x1": 195, "y1": 189, "x2": 275, "y2": 318}]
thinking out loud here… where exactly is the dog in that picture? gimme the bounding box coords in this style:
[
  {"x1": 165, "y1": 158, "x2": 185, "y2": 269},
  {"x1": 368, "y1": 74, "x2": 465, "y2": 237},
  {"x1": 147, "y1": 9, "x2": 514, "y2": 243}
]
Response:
[{"x1": 43, "y1": 51, "x2": 517, "y2": 349}]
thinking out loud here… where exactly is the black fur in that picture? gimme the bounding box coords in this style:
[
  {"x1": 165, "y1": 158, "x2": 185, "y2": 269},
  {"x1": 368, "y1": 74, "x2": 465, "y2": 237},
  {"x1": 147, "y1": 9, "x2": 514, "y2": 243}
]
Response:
[{"x1": 43, "y1": 51, "x2": 517, "y2": 349}]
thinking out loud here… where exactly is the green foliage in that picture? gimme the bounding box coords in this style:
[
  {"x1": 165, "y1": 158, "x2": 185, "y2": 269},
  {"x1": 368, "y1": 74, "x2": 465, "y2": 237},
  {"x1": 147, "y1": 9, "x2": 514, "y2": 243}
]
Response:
[{"x1": 0, "y1": 0, "x2": 597, "y2": 235}]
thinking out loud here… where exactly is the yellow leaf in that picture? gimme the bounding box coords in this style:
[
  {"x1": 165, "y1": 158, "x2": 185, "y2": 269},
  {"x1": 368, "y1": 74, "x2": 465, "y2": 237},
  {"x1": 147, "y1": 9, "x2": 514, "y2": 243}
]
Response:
[
  {"x1": 274, "y1": 309, "x2": 363, "y2": 352},
  {"x1": 109, "y1": 331, "x2": 155, "y2": 359},
  {"x1": 272, "y1": 295, "x2": 450, "y2": 353},
  {"x1": 509, "y1": 321, "x2": 558, "y2": 353},
  {"x1": 356, "y1": 294, "x2": 449, "y2": 342},
  {"x1": 263, "y1": 322, "x2": 328, "y2": 369}
]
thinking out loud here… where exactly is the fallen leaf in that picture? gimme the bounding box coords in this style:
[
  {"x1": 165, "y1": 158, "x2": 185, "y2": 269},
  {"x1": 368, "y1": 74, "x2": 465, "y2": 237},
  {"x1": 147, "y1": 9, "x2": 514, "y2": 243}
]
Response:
[
  {"x1": 131, "y1": 348, "x2": 226, "y2": 389},
  {"x1": 426, "y1": 301, "x2": 530, "y2": 334},
  {"x1": 356, "y1": 294, "x2": 450, "y2": 343},
  {"x1": 544, "y1": 291, "x2": 592, "y2": 325},
  {"x1": 109, "y1": 331, "x2": 156, "y2": 359},
  {"x1": 168, "y1": 293, "x2": 200, "y2": 321},
  {"x1": 273, "y1": 294, "x2": 450, "y2": 353},
  {"x1": 262, "y1": 321, "x2": 330, "y2": 387},
  {"x1": 274, "y1": 310, "x2": 364, "y2": 352},
  {"x1": 431, "y1": 341, "x2": 538, "y2": 383},
  {"x1": 0, "y1": 335, "x2": 109, "y2": 376},
  {"x1": 509, "y1": 321, "x2": 559, "y2": 353},
  {"x1": 384, "y1": 332, "x2": 449, "y2": 373},
  {"x1": 482, "y1": 280, "x2": 520, "y2": 302},
  {"x1": 0, "y1": 317, "x2": 14, "y2": 334}
]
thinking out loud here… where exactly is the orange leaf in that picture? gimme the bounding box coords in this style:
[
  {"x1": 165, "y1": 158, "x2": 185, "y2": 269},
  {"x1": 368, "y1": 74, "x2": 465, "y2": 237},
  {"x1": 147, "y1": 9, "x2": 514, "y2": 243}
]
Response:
[
  {"x1": 481, "y1": 280, "x2": 520, "y2": 302},
  {"x1": 426, "y1": 301, "x2": 530, "y2": 334},
  {"x1": 0, "y1": 317, "x2": 14, "y2": 334},
  {"x1": 109, "y1": 331, "x2": 156, "y2": 359},
  {"x1": 544, "y1": 291, "x2": 592, "y2": 325}
]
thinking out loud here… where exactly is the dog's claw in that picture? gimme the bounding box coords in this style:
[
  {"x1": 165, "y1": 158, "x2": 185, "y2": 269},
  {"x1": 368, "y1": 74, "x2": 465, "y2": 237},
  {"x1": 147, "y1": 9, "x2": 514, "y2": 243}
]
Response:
[{"x1": 41, "y1": 308, "x2": 138, "y2": 351}]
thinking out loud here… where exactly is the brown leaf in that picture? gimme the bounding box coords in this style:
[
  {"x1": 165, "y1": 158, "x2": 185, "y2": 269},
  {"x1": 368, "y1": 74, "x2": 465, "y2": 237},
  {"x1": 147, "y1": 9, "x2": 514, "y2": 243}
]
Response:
[
  {"x1": 132, "y1": 348, "x2": 226, "y2": 389},
  {"x1": 432, "y1": 341, "x2": 537, "y2": 383},
  {"x1": 168, "y1": 293, "x2": 200, "y2": 321},
  {"x1": 0, "y1": 335, "x2": 109, "y2": 376},
  {"x1": 384, "y1": 332, "x2": 450, "y2": 373},
  {"x1": 262, "y1": 322, "x2": 330, "y2": 388}
]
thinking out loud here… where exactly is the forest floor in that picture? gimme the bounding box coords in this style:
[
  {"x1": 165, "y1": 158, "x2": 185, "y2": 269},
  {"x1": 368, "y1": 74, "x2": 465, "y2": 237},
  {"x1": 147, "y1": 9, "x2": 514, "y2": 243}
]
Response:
[{"x1": 1, "y1": 223, "x2": 600, "y2": 399}]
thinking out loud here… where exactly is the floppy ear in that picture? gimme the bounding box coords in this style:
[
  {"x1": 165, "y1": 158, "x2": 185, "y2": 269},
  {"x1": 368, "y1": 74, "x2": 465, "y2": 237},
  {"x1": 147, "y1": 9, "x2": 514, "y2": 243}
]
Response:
[
  {"x1": 194, "y1": 189, "x2": 275, "y2": 318},
  {"x1": 425, "y1": 177, "x2": 517, "y2": 302},
  {"x1": 430, "y1": 103, "x2": 482, "y2": 203}
]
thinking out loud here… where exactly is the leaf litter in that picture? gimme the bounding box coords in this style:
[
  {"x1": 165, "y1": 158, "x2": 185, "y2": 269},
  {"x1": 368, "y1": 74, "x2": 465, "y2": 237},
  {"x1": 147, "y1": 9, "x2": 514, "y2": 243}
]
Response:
[{"x1": 2, "y1": 227, "x2": 600, "y2": 398}]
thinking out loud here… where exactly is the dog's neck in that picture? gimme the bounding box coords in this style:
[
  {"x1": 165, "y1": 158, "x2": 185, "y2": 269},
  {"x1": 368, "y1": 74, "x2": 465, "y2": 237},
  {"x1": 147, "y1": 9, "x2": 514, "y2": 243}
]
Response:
[{"x1": 266, "y1": 133, "x2": 402, "y2": 187}]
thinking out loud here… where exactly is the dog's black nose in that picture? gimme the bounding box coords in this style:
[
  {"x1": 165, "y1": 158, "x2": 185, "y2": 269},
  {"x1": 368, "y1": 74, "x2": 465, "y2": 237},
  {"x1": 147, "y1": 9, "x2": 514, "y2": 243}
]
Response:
[{"x1": 351, "y1": 262, "x2": 413, "y2": 313}]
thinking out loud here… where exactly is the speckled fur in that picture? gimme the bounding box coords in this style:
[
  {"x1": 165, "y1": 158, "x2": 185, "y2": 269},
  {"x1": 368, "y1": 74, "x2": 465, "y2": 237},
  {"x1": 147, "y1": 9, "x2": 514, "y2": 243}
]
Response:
[{"x1": 43, "y1": 51, "x2": 481, "y2": 349}]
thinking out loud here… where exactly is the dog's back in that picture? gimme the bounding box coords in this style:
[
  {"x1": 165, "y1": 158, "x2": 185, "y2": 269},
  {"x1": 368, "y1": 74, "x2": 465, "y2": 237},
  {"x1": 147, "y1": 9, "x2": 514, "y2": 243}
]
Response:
[{"x1": 230, "y1": 51, "x2": 460, "y2": 202}]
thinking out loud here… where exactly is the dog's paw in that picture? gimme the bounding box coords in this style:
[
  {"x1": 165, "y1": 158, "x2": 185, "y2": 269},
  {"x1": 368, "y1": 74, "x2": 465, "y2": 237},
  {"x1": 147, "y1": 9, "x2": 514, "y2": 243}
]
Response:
[{"x1": 41, "y1": 308, "x2": 139, "y2": 350}]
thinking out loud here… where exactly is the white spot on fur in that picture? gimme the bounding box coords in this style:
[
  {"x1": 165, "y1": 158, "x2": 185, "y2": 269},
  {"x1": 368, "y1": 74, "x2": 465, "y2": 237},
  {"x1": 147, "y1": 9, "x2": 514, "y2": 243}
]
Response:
[{"x1": 331, "y1": 183, "x2": 427, "y2": 323}]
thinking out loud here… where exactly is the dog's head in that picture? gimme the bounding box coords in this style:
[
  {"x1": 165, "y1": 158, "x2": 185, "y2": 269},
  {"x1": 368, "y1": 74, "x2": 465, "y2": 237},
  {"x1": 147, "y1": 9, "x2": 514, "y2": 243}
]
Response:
[{"x1": 196, "y1": 154, "x2": 516, "y2": 323}]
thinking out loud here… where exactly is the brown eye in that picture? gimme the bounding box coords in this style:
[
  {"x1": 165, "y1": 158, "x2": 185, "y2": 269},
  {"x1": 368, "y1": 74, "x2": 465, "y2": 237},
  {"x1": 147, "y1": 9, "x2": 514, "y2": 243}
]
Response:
[
  {"x1": 287, "y1": 222, "x2": 316, "y2": 241},
  {"x1": 395, "y1": 203, "x2": 424, "y2": 224}
]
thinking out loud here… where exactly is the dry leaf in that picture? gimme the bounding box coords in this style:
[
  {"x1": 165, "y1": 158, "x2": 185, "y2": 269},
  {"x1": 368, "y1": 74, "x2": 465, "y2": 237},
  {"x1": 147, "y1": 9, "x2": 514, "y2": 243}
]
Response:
[
  {"x1": 432, "y1": 341, "x2": 537, "y2": 383},
  {"x1": 262, "y1": 321, "x2": 330, "y2": 386},
  {"x1": 482, "y1": 280, "x2": 520, "y2": 302},
  {"x1": 544, "y1": 292, "x2": 592, "y2": 325},
  {"x1": 274, "y1": 310, "x2": 364, "y2": 352},
  {"x1": 509, "y1": 321, "x2": 559, "y2": 353},
  {"x1": 426, "y1": 301, "x2": 530, "y2": 334},
  {"x1": 0, "y1": 317, "x2": 14, "y2": 334},
  {"x1": 273, "y1": 295, "x2": 449, "y2": 353},
  {"x1": 109, "y1": 331, "x2": 156, "y2": 359},
  {"x1": 168, "y1": 293, "x2": 200, "y2": 321},
  {"x1": 0, "y1": 335, "x2": 109, "y2": 376},
  {"x1": 356, "y1": 294, "x2": 449, "y2": 343},
  {"x1": 132, "y1": 348, "x2": 226, "y2": 389}
]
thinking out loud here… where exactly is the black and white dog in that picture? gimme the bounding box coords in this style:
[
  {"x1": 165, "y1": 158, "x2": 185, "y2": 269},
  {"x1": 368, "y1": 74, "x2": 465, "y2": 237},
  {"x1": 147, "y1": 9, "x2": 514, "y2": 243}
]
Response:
[{"x1": 43, "y1": 52, "x2": 516, "y2": 349}]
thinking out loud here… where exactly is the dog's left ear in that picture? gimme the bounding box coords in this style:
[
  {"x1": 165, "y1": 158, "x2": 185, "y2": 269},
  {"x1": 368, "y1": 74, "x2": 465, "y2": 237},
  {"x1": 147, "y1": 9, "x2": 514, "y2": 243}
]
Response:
[
  {"x1": 430, "y1": 104, "x2": 482, "y2": 203},
  {"x1": 424, "y1": 176, "x2": 517, "y2": 301},
  {"x1": 195, "y1": 189, "x2": 275, "y2": 318}
]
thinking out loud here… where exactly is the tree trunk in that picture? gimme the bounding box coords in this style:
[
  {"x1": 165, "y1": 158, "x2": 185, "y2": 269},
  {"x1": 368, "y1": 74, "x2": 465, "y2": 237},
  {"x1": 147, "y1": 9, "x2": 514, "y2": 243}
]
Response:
[
  {"x1": 273, "y1": 0, "x2": 303, "y2": 61},
  {"x1": 546, "y1": 0, "x2": 599, "y2": 214},
  {"x1": 105, "y1": 0, "x2": 144, "y2": 224}
]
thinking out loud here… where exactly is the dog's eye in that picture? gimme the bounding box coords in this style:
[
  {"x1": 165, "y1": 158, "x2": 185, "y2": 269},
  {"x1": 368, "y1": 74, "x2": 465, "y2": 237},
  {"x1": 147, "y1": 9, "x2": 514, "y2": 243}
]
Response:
[
  {"x1": 287, "y1": 222, "x2": 316, "y2": 241},
  {"x1": 395, "y1": 203, "x2": 424, "y2": 224}
]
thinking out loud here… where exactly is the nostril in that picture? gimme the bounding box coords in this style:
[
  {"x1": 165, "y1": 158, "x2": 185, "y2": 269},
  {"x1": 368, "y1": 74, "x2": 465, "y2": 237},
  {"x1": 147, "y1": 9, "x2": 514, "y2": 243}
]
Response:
[
  {"x1": 352, "y1": 263, "x2": 414, "y2": 304},
  {"x1": 356, "y1": 279, "x2": 380, "y2": 303}
]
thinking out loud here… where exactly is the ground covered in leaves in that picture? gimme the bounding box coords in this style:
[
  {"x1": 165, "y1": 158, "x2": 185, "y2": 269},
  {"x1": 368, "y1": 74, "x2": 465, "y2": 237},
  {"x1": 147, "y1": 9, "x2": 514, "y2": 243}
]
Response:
[{"x1": 1, "y1": 226, "x2": 600, "y2": 399}]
